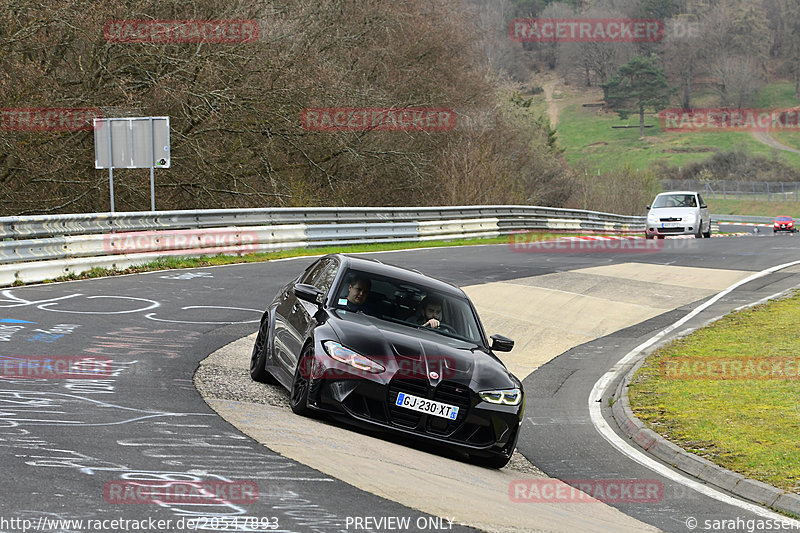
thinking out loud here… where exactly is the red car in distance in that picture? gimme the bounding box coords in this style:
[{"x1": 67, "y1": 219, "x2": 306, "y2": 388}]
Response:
[{"x1": 773, "y1": 216, "x2": 796, "y2": 234}]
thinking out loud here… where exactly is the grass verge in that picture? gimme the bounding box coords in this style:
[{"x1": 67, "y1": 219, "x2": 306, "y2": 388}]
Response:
[
  {"x1": 708, "y1": 198, "x2": 800, "y2": 218},
  {"x1": 628, "y1": 291, "x2": 800, "y2": 493},
  {"x1": 29, "y1": 233, "x2": 563, "y2": 286}
]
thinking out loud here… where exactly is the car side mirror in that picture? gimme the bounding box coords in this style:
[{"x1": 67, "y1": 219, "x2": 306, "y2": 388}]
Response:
[
  {"x1": 490, "y1": 334, "x2": 514, "y2": 352},
  {"x1": 294, "y1": 284, "x2": 324, "y2": 306},
  {"x1": 700, "y1": 204, "x2": 707, "y2": 209},
  {"x1": 646, "y1": 205, "x2": 651, "y2": 210}
]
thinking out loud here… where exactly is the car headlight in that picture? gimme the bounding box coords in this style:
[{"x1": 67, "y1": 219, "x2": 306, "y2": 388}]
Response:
[
  {"x1": 647, "y1": 214, "x2": 657, "y2": 224},
  {"x1": 480, "y1": 388, "x2": 522, "y2": 406},
  {"x1": 322, "y1": 341, "x2": 385, "y2": 373}
]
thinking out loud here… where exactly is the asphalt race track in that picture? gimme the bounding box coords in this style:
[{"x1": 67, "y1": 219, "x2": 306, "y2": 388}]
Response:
[{"x1": 1, "y1": 231, "x2": 799, "y2": 532}]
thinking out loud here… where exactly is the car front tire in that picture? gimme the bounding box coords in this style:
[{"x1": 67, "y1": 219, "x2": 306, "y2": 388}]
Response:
[
  {"x1": 250, "y1": 318, "x2": 278, "y2": 384},
  {"x1": 290, "y1": 346, "x2": 315, "y2": 416}
]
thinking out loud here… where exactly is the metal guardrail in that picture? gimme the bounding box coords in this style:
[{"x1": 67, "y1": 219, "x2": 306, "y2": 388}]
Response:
[
  {"x1": 0, "y1": 205, "x2": 648, "y2": 287},
  {"x1": 0, "y1": 206, "x2": 642, "y2": 239},
  {"x1": 710, "y1": 214, "x2": 774, "y2": 224}
]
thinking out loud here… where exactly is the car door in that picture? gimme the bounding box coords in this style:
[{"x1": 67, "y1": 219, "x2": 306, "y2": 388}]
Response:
[
  {"x1": 283, "y1": 257, "x2": 340, "y2": 371},
  {"x1": 697, "y1": 193, "x2": 709, "y2": 231},
  {"x1": 272, "y1": 275, "x2": 304, "y2": 372},
  {"x1": 273, "y1": 259, "x2": 327, "y2": 370}
]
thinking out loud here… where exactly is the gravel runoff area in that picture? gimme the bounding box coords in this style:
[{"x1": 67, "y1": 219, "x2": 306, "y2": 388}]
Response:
[{"x1": 193, "y1": 332, "x2": 546, "y2": 477}]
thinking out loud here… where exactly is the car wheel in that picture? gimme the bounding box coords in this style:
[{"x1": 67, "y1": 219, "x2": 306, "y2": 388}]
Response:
[
  {"x1": 703, "y1": 224, "x2": 711, "y2": 239},
  {"x1": 290, "y1": 345, "x2": 315, "y2": 416},
  {"x1": 695, "y1": 223, "x2": 703, "y2": 238},
  {"x1": 250, "y1": 318, "x2": 278, "y2": 384},
  {"x1": 645, "y1": 233, "x2": 653, "y2": 240},
  {"x1": 657, "y1": 235, "x2": 665, "y2": 239}
]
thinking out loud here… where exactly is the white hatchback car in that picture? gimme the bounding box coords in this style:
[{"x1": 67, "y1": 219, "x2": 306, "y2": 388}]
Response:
[{"x1": 645, "y1": 191, "x2": 711, "y2": 239}]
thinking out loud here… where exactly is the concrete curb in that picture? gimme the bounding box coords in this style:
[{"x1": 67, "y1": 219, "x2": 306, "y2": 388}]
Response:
[{"x1": 611, "y1": 330, "x2": 800, "y2": 518}]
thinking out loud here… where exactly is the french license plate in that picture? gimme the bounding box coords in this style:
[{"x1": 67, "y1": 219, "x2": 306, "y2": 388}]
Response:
[
  {"x1": 395, "y1": 392, "x2": 459, "y2": 420},
  {"x1": 661, "y1": 222, "x2": 681, "y2": 228}
]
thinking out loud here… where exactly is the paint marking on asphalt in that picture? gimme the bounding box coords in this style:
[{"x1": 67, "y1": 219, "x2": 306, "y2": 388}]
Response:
[{"x1": 589, "y1": 259, "x2": 800, "y2": 524}]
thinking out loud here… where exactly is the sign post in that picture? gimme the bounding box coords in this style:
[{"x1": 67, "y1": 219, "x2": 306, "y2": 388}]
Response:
[{"x1": 94, "y1": 117, "x2": 170, "y2": 212}]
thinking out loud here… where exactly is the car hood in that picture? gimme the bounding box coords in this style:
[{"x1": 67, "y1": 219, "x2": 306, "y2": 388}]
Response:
[
  {"x1": 650, "y1": 207, "x2": 698, "y2": 220},
  {"x1": 326, "y1": 310, "x2": 519, "y2": 391}
]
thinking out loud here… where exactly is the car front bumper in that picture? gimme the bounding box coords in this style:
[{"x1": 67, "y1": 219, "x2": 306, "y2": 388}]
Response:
[{"x1": 303, "y1": 352, "x2": 523, "y2": 459}]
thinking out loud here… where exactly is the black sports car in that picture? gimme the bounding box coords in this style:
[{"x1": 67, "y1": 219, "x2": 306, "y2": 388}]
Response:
[{"x1": 250, "y1": 253, "x2": 524, "y2": 468}]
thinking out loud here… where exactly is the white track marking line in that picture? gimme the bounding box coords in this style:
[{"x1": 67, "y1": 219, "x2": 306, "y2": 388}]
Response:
[{"x1": 589, "y1": 259, "x2": 800, "y2": 523}]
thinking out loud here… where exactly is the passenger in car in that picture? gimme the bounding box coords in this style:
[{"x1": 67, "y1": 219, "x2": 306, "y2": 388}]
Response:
[{"x1": 343, "y1": 276, "x2": 371, "y2": 313}]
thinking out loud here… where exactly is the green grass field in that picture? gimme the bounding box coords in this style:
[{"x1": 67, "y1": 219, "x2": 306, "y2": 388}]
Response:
[
  {"x1": 751, "y1": 82, "x2": 800, "y2": 108},
  {"x1": 628, "y1": 293, "x2": 800, "y2": 493},
  {"x1": 527, "y1": 80, "x2": 800, "y2": 173},
  {"x1": 707, "y1": 198, "x2": 800, "y2": 218},
  {"x1": 556, "y1": 103, "x2": 800, "y2": 173}
]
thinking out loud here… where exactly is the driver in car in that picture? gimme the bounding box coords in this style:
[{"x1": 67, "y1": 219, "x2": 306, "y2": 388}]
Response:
[{"x1": 412, "y1": 295, "x2": 443, "y2": 329}]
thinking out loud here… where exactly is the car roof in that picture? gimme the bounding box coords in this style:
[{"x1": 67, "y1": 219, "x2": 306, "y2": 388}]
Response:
[
  {"x1": 656, "y1": 191, "x2": 700, "y2": 196},
  {"x1": 333, "y1": 254, "x2": 467, "y2": 298}
]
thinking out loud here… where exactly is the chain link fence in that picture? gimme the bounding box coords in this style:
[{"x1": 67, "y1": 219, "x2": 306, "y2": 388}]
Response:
[{"x1": 662, "y1": 180, "x2": 800, "y2": 201}]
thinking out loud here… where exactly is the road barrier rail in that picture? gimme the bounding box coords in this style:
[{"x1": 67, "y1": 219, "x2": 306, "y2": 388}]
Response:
[{"x1": 2, "y1": 206, "x2": 761, "y2": 287}]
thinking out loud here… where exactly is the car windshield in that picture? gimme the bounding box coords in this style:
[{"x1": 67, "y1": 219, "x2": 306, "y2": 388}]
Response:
[
  {"x1": 652, "y1": 194, "x2": 698, "y2": 208},
  {"x1": 332, "y1": 268, "x2": 484, "y2": 344},
  {"x1": 776, "y1": 216, "x2": 792, "y2": 221}
]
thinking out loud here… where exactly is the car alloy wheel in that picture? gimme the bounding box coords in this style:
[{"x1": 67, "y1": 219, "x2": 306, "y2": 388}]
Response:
[
  {"x1": 290, "y1": 346, "x2": 315, "y2": 416},
  {"x1": 250, "y1": 318, "x2": 278, "y2": 384}
]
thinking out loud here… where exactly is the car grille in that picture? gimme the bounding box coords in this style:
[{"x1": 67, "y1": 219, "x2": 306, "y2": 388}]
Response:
[
  {"x1": 659, "y1": 217, "x2": 682, "y2": 222},
  {"x1": 659, "y1": 227, "x2": 685, "y2": 234},
  {"x1": 339, "y1": 378, "x2": 495, "y2": 447},
  {"x1": 387, "y1": 379, "x2": 428, "y2": 428}
]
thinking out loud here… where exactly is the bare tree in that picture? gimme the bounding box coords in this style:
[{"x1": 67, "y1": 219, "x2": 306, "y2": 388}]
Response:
[
  {"x1": 556, "y1": 1, "x2": 635, "y2": 87},
  {"x1": 713, "y1": 53, "x2": 764, "y2": 108},
  {"x1": 0, "y1": 0, "x2": 575, "y2": 214},
  {"x1": 662, "y1": 15, "x2": 706, "y2": 109}
]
